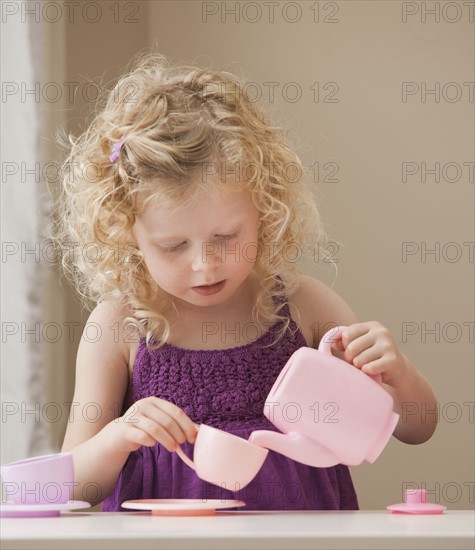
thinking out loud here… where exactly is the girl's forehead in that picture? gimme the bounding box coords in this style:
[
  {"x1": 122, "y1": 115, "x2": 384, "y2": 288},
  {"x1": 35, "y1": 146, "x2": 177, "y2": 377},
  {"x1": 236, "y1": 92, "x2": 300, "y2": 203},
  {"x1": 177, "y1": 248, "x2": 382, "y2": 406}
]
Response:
[
  {"x1": 133, "y1": 187, "x2": 258, "y2": 238},
  {"x1": 139, "y1": 185, "x2": 253, "y2": 216}
]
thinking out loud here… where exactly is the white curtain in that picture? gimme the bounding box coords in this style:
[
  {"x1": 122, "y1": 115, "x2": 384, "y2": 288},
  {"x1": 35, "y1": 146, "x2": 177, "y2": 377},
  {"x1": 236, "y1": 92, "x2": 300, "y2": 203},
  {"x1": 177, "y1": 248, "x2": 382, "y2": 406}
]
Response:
[{"x1": 1, "y1": 4, "x2": 55, "y2": 465}]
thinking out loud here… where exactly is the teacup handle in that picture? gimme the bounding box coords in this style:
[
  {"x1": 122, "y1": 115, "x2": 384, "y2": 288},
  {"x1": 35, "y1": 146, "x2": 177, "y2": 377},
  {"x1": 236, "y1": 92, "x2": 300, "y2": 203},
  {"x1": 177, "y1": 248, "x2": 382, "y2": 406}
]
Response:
[
  {"x1": 175, "y1": 446, "x2": 195, "y2": 470},
  {"x1": 175, "y1": 423, "x2": 200, "y2": 471},
  {"x1": 319, "y1": 325, "x2": 383, "y2": 384}
]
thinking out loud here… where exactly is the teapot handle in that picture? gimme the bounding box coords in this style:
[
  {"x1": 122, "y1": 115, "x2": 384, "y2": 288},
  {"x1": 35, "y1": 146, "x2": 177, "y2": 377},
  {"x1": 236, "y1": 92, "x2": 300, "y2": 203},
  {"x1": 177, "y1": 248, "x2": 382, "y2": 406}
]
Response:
[{"x1": 319, "y1": 325, "x2": 383, "y2": 384}]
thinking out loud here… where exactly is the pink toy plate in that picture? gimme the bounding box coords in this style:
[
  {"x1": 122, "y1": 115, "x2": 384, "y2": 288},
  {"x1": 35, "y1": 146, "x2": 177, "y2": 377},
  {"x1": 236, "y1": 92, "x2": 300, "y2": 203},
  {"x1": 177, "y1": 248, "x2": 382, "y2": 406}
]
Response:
[
  {"x1": 121, "y1": 499, "x2": 246, "y2": 516},
  {"x1": 0, "y1": 500, "x2": 90, "y2": 518}
]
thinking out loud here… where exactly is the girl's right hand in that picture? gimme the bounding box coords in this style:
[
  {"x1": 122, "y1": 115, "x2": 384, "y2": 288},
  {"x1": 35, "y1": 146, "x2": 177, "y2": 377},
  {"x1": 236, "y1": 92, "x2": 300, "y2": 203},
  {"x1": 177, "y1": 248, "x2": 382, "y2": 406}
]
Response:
[{"x1": 104, "y1": 397, "x2": 198, "y2": 454}]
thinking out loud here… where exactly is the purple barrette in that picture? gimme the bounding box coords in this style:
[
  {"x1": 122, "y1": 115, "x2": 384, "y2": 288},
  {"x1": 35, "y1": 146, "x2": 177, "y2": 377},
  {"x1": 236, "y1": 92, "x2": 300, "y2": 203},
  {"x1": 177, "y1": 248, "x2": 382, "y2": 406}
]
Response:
[{"x1": 109, "y1": 134, "x2": 126, "y2": 163}]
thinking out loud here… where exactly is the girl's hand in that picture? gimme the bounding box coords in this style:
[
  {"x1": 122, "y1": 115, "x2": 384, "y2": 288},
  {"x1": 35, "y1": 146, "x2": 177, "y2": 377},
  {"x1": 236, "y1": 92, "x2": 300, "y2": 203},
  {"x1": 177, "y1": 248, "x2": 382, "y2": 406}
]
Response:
[
  {"x1": 104, "y1": 397, "x2": 198, "y2": 454},
  {"x1": 331, "y1": 321, "x2": 407, "y2": 385}
]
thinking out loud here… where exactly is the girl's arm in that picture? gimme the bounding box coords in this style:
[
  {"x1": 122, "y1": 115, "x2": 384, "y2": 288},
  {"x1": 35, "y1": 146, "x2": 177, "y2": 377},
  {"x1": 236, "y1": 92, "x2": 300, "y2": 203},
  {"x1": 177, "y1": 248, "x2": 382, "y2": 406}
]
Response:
[
  {"x1": 61, "y1": 302, "x2": 198, "y2": 507},
  {"x1": 381, "y1": 354, "x2": 438, "y2": 444},
  {"x1": 293, "y1": 275, "x2": 437, "y2": 446},
  {"x1": 61, "y1": 301, "x2": 132, "y2": 506}
]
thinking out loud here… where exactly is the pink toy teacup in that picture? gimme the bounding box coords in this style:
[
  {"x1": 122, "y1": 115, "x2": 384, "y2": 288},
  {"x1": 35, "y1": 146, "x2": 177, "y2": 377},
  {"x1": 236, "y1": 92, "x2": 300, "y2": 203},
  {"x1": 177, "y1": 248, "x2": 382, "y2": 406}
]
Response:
[
  {"x1": 249, "y1": 326, "x2": 399, "y2": 467},
  {"x1": 1, "y1": 452, "x2": 74, "y2": 505},
  {"x1": 175, "y1": 424, "x2": 268, "y2": 490}
]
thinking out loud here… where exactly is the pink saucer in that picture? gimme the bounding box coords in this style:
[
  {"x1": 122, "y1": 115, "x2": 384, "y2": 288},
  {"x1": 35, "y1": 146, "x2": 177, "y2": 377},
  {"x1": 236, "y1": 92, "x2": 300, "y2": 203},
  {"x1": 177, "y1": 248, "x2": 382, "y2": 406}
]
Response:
[
  {"x1": 121, "y1": 499, "x2": 246, "y2": 516},
  {"x1": 387, "y1": 490, "x2": 446, "y2": 515},
  {"x1": 0, "y1": 500, "x2": 91, "y2": 518}
]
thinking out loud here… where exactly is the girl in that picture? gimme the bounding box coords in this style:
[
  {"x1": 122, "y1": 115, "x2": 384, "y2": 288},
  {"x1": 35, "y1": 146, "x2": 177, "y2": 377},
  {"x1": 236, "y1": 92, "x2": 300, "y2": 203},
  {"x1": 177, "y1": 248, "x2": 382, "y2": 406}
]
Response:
[{"x1": 52, "y1": 52, "x2": 437, "y2": 511}]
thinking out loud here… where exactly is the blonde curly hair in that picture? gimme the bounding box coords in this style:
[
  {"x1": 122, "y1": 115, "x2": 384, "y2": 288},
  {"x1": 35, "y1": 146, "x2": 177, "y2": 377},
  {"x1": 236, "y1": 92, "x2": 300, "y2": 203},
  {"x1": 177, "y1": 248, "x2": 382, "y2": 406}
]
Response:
[{"x1": 49, "y1": 51, "x2": 335, "y2": 350}]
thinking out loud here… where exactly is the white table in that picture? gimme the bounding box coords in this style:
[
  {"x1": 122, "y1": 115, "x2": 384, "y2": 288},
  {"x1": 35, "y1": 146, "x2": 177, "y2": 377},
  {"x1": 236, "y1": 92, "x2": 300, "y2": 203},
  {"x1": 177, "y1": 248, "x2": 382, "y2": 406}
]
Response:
[{"x1": 1, "y1": 510, "x2": 474, "y2": 549}]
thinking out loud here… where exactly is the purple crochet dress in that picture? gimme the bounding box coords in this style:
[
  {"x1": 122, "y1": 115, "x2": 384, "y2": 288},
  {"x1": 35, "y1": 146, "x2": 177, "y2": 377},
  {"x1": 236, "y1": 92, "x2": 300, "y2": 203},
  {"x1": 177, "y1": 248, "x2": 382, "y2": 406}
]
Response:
[{"x1": 101, "y1": 294, "x2": 359, "y2": 511}]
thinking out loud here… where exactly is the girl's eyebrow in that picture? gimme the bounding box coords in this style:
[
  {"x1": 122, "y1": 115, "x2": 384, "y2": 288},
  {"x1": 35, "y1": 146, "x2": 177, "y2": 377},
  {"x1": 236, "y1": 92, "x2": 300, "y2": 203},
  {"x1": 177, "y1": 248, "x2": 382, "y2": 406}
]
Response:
[
  {"x1": 151, "y1": 220, "x2": 242, "y2": 240},
  {"x1": 153, "y1": 229, "x2": 239, "y2": 241}
]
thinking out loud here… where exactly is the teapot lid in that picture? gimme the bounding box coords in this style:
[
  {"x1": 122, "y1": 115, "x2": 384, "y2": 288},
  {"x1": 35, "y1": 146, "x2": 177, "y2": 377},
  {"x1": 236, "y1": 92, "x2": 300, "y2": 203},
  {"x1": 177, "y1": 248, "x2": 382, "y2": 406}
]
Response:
[{"x1": 387, "y1": 489, "x2": 446, "y2": 514}]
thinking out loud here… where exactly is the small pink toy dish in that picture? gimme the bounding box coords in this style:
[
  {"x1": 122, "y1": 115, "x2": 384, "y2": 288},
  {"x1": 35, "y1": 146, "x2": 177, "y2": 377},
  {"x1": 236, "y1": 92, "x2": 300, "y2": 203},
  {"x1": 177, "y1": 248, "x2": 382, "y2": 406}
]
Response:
[
  {"x1": 120, "y1": 498, "x2": 246, "y2": 516},
  {"x1": 387, "y1": 489, "x2": 447, "y2": 515},
  {"x1": 0, "y1": 500, "x2": 91, "y2": 518}
]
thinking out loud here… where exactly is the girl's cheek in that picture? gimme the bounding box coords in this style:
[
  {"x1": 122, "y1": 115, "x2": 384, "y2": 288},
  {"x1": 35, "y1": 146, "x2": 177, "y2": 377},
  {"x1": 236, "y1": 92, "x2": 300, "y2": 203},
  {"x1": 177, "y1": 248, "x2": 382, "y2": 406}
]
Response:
[{"x1": 243, "y1": 243, "x2": 258, "y2": 263}]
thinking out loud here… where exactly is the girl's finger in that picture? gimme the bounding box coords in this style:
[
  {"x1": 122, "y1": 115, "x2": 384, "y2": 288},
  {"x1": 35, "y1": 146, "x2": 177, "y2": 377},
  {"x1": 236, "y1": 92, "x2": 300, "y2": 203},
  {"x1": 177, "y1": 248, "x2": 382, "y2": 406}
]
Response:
[
  {"x1": 139, "y1": 399, "x2": 196, "y2": 443},
  {"x1": 127, "y1": 424, "x2": 176, "y2": 451},
  {"x1": 331, "y1": 339, "x2": 345, "y2": 352},
  {"x1": 353, "y1": 349, "x2": 383, "y2": 369},
  {"x1": 344, "y1": 332, "x2": 375, "y2": 364},
  {"x1": 150, "y1": 398, "x2": 198, "y2": 443},
  {"x1": 140, "y1": 406, "x2": 188, "y2": 445},
  {"x1": 341, "y1": 324, "x2": 371, "y2": 348},
  {"x1": 360, "y1": 357, "x2": 386, "y2": 376},
  {"x1": 132, "y1": 416, "x2": 180, "y2": 451}
]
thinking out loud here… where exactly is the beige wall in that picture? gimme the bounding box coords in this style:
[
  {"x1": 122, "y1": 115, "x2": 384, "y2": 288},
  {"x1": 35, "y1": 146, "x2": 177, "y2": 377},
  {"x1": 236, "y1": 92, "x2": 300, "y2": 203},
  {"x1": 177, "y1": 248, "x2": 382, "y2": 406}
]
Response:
[
  {"x1": 52, "y1": 1, "x2": 474, "y2": 510},
  {"x1": 47, "y1": 0, "x2": 150, "y2": 512}
]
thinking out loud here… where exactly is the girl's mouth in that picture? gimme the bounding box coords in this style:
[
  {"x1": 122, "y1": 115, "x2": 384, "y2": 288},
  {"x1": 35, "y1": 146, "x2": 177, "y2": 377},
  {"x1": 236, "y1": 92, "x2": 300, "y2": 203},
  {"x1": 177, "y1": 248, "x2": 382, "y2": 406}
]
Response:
[{"x1": 192, "y1": 280, "x2": 226, "y2": 296}]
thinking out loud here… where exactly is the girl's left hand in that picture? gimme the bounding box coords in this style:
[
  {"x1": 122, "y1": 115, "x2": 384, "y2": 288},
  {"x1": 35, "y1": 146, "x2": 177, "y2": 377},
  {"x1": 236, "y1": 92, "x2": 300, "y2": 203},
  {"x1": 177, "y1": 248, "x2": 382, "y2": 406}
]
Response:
[{"x1": 331, "y1": 321, "x2": 406, "y2": 385}]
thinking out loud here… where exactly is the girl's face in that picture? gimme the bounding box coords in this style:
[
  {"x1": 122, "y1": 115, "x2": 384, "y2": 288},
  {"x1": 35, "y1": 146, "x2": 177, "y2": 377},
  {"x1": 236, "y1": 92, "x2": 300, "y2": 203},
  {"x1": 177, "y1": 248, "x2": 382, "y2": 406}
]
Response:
[{"x1": 131, "y1": 186, "x2": 261, "y2": 312}]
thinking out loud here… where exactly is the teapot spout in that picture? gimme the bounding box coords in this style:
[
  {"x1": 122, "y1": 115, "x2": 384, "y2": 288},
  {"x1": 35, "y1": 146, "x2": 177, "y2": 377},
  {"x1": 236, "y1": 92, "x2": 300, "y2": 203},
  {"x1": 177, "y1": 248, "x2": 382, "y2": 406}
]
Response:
[{"x1": 248, "y1": 430, "x2": 340, "y2": 468}]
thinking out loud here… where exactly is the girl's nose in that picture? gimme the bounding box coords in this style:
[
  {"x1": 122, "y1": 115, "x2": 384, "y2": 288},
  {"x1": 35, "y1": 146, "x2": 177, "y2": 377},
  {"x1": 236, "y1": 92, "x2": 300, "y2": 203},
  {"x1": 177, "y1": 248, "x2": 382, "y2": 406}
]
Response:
[{"x1": 190, "y1": 242, "x2": 222, "y2": 272}]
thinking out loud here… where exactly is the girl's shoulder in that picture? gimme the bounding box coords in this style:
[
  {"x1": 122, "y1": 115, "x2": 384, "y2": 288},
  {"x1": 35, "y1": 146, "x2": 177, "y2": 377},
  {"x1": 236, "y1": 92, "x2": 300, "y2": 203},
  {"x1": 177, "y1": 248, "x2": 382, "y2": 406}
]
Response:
[
  {"x1": 92, "y1": 299, "x2": 138, "y2": 366},
  {"x1": 288, "y1": 274, "x2": 359, "y2": 348}
]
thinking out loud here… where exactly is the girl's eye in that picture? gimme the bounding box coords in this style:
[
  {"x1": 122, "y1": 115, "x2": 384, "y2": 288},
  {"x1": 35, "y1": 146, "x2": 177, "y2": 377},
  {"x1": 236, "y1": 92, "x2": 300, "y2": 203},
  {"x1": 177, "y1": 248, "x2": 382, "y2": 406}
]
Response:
[
  {"x1": 159, "y1": 242, "x2": 185, "y2": 253},
  {"x1": 217, "y1": 232, "x2": 238, "y2": 240},
  {"x1": 158, "y1": 233, "x2": 237, "y2": 253}
]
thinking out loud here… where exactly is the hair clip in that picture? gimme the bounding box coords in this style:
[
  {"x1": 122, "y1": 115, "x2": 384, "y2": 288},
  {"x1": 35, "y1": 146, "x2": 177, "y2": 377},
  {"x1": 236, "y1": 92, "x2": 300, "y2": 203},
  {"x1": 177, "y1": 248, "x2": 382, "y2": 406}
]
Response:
[{"x1": 109, "y1": 134, "x2": 126, "y2": 163}]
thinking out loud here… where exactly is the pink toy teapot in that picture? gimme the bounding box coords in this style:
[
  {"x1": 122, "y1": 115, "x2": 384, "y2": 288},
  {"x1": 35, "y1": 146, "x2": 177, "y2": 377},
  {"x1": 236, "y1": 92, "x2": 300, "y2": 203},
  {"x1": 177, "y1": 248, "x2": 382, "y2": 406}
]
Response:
[{"x1": 249, "y1": 326, "x2": 400, "y2": 467}]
